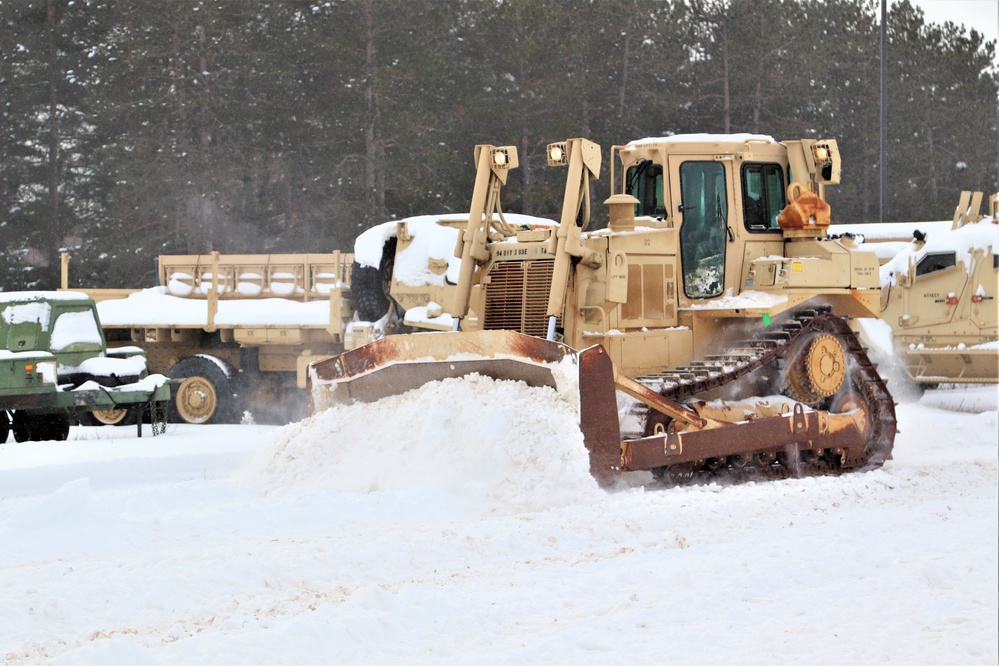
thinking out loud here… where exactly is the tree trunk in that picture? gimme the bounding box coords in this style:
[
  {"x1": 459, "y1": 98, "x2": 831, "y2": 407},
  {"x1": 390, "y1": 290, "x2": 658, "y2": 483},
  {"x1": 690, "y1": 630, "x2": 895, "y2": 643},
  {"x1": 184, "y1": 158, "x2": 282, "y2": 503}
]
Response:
[{"x1": 618, "y1": 20, "x2": 631, "y2": 119}]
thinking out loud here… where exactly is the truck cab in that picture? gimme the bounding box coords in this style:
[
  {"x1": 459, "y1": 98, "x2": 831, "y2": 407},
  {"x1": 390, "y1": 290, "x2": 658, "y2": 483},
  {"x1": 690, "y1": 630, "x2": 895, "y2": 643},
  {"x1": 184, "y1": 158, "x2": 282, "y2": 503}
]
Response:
[{"x1": 1, "y1": 292, "x2": 171, "y2": 442}]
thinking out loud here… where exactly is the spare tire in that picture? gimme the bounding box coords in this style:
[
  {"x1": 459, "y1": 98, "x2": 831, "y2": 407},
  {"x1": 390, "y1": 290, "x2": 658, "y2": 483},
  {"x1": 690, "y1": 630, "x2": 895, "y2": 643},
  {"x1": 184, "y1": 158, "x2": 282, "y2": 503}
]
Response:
[
  {"x1": 351, "y1": 238, "x2": 397, "y2": 322},
  {"x1": 167, "y1": 355, "x2": 240, "y2": 424}
]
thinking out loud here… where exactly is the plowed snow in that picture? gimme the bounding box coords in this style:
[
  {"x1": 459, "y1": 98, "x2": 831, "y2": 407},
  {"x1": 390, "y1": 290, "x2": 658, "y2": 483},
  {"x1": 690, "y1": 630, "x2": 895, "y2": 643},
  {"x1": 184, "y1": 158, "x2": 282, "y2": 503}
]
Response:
[{"x1": 248, "y1": 374, "x2": 600, "y2": 511}]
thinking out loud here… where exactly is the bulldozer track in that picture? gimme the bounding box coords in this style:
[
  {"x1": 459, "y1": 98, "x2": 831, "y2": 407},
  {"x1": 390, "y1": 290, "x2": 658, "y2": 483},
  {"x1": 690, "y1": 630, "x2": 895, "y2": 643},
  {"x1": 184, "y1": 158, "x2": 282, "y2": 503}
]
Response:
[{"x1": 630, "y1": 307, "x2": 896, "y2": 486}]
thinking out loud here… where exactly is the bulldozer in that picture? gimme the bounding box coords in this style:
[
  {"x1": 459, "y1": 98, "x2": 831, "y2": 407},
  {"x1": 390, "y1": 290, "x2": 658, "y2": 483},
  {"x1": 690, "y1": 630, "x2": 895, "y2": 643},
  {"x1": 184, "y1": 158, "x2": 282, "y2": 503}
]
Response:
[{"x1": 308, "y1": 134, "x2": 896, "y2": 487}]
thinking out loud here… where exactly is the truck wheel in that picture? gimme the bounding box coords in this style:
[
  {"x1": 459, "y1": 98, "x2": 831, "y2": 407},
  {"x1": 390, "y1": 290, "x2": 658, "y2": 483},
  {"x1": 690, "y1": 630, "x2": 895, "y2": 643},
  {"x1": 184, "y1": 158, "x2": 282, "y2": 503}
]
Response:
[
  {"x1": 0, "y1": 411, "x2": 9, "y2": 444},
  {"x1": 351, "y1": 238, "x2": 397, "y2": 322},
  {"x1": 351, "y1": 264, "x2": 391, "y2": 321},
  {"x1": 42, "y1": 413, "x2": 71, "y2": 441},
  {"x1": 167, "y1": 356, "x2": 240, "y2": 425},
  {"x1": 77, "y1": 407, "x2": 137, "y2": 427},
  {"x1": 11, "y1": 412, "x2": 70, "y2": 442}
]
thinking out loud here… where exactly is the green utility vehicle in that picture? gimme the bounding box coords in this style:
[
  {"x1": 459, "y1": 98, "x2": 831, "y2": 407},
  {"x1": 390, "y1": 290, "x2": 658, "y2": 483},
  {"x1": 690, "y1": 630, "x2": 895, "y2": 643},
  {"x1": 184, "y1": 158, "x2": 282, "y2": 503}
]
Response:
[{"x1": 1, "y1": 292, "x2": 172, "y2": 443}]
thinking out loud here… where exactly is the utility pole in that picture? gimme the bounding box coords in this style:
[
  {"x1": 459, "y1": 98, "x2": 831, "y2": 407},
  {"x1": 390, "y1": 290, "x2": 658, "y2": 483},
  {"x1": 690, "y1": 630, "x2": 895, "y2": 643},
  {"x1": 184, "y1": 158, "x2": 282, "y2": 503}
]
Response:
[{"x1": 880, "y1": 0, "x2": 888, "y2": 223}]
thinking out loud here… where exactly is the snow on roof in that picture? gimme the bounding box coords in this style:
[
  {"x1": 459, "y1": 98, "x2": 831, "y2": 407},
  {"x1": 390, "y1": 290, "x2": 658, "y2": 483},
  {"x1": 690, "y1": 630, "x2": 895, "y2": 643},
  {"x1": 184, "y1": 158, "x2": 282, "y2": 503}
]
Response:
[
  {"x1": 829, "y1": 220, "x2": 952, "y2": 241},
  {"x1": 624, "y1": 133, "x2": 776, "y2": 149},
  {"x1": 880, "y1": 218, "x2": 997, "y2": 288},
  {"x1": 354, "y1": 213, "x2": 557, "y2": 287},
  {"x1": 97, "y1": 287, "x2": 333, "y2": 327},
  {"x1": 0, "y1": 290, "x2": 92, "y2": 305},
  {"x1": 0, "y1": 349, "x2": 54, "y2": 360}
]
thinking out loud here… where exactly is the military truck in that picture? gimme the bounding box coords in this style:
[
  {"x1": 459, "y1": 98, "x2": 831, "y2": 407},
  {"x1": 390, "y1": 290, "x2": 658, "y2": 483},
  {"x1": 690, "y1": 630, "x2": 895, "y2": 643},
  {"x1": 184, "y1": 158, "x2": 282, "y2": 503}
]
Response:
[
  {"x1": 1, "y1": 291, "x2": 171, "y2": 443},
  {"x1": 61, "y1": 251, "x2": 354, "y2": 425},
  {"x1": 876, "y1": 191, "x2": 998, "y2": 385},
  {"x1": 310, "y1": 135, "x2": 896, "y2": 487}
]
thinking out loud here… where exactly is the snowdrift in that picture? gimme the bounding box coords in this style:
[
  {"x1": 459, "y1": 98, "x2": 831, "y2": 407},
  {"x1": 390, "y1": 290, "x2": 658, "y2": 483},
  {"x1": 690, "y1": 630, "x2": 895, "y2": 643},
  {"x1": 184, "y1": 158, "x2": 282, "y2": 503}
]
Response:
[{"x1": 247, "y1": 374, "x2": 600, "y2": 512}]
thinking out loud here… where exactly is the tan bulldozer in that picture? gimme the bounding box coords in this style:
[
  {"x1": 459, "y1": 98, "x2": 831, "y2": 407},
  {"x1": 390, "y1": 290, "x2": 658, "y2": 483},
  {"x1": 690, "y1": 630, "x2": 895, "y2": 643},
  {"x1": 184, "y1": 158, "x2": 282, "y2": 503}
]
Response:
[{"x1": 308, "y1": 135, "x2": 896, "y2": 487}]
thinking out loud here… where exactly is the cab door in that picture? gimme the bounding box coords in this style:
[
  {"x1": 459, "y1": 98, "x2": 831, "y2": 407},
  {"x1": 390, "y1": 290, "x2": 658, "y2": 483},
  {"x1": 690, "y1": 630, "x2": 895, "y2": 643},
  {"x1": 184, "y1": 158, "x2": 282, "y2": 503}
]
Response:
[{"x1": 668, "y1": 157, "x2": 729, "y2": 300}]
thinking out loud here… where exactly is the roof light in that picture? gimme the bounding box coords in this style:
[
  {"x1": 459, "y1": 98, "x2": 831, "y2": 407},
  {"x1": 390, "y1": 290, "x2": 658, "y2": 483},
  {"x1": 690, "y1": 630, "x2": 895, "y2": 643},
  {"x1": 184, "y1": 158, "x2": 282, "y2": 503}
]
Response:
[
  {"x1": 491, "y1": 147, "x2": 512, "y2": 168},
  {"x1": 812, "y1": 144, "x2": 831, "y2": 164},
  {"x1": 547, "y1": 142, "x2": 567, "y2": 166}
]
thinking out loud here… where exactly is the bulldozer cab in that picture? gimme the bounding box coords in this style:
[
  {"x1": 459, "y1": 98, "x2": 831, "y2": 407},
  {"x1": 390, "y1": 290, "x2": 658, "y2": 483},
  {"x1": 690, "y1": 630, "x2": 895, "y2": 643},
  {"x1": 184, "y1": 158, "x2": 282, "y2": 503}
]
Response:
[
  {"x1": 614, "y1": 136, "x2": 796, "y2": 303},
  {"x1": 606, "y1": 135, "x2": 878, "y2": 320}
]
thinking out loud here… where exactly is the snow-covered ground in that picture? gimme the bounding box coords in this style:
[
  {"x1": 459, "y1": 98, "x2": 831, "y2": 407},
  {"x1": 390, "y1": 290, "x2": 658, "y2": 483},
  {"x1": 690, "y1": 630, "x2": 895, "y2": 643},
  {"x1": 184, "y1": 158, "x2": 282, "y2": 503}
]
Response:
[{"x1": 1, "y1": 377, "x2": 996, "y2": 665}]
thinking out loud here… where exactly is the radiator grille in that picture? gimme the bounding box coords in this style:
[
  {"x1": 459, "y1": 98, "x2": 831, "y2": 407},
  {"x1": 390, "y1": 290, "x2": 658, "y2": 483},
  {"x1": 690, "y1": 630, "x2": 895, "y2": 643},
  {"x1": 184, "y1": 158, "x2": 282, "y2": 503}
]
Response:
[{"x1": 483, "y1": 259, "x2": 556, "y2": 337}]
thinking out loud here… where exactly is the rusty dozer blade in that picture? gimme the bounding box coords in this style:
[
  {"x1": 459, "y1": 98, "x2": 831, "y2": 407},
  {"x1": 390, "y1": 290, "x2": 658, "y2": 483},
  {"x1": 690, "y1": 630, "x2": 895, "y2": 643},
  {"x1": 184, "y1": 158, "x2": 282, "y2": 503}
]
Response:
[
  {"x1": 307, "y1": 330, "x2": 625, "y2": 485},
  {"x1": 307, "y1": 331, "x2": 880, "y2": 488}
]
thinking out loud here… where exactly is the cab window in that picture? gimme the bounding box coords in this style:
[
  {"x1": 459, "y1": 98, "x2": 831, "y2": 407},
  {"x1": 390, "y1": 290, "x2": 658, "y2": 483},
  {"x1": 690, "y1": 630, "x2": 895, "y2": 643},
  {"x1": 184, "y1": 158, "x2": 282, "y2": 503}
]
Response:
[
  {"x1": 742, "y1": 163, "x2": 786, "y2": 232},
  {"x1": 625, "y1": 160, "x2": 666, "y2": 219},
  {"x1": 915, "y1": 252, "x2": 956, "y2": 278}
]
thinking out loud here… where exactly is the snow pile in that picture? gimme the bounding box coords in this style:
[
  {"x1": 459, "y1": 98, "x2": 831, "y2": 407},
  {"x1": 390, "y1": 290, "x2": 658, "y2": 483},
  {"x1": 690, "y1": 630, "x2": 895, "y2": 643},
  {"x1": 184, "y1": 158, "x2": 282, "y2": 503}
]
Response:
[{"x1": 247, "y1": 374, "x2": 600, "y2": 512}]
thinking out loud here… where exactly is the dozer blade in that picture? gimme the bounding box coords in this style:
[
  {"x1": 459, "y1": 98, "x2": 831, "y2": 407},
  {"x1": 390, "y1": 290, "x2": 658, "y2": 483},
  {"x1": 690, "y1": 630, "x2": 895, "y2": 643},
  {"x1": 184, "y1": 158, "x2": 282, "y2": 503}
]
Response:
[{"x1": 306, "y1": 330, "x2": 624, "y2": 485}]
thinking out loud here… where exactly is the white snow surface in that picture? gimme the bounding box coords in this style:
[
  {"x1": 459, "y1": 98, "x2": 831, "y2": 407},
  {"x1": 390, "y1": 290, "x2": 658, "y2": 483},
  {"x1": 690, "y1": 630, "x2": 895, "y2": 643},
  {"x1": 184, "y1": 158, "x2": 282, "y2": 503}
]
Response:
[
  {"x1": 48, "y1": 310, "x2": 103, "y2": 350},
  {"x1": 829, "y1": 220, "x2": 953, "y2": 241},
  {"x1": 353, "y1": 213, "x2": 556, "y2": 283},
  {"x1": 0, "y1": 378, "x2": 996, "y2": 664},
  {"x1": 0, "y1": 291, "x2": 93, "y2": 305},
  {"x1": 71, "y1": 354, "x2": 148, "y2": 379},
  {"x1": 687, "y1": 288, "x2": 788, "y2": 310},
  {"x1": 2, "y1": 301, "x2": 53, "y2": 330},
  {"x1": 97, "y1": 287, "x2": 333, "y2": 327},
  {"x1": 624, "y1": 133, "x2": 776, "y2": 148}
]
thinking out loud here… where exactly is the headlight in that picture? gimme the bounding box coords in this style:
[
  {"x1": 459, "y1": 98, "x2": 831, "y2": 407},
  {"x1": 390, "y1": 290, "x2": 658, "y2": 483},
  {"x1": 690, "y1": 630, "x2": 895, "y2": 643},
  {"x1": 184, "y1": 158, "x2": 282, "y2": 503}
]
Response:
[
  {"x1": 812, "y1": 144, "x2": 830, "y2": 164},
  {"x1": 547, "y1": 141, "x2": 567, "y2": 166},
  {"x1": 491, "y1": 147, "x2": 512, "y2": 168}
]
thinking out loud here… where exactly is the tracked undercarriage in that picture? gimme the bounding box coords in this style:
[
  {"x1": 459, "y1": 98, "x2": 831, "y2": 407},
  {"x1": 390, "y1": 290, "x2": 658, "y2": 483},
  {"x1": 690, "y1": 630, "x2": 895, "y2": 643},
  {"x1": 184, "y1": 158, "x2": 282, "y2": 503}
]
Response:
[{"x1": 625, "y1": 308, "x2": 896, "y2": 486}]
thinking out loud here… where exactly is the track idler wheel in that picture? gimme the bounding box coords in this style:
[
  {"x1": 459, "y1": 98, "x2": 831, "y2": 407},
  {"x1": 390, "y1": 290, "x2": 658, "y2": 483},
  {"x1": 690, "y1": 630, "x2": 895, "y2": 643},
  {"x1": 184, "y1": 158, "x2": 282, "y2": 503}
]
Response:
[{"x1": 786, "y1": 332, "x2": 847, "y2": 404}]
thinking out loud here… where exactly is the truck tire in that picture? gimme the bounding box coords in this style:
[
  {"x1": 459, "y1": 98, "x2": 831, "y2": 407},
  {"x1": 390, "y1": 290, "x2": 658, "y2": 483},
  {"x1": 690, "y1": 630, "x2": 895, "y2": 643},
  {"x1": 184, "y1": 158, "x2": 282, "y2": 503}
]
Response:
[
  {"x1": 351, "y1": 264, "x2": 392, "y2": 321},
  {"x1": 351, "y1": 238, "x2": 398, "y2": 322},
  {"x1": 77, "y1": 407, "x2": 138, "y2": 427},
  {"x1": 167, "y1": 355, "x2": 240, "y2": 425},
  {"x1": 12, "y1": 412, "x2": 71, "y2": 442},
  {"x1": 0, "y1": 411, "x2": 9, "y2": 444}
]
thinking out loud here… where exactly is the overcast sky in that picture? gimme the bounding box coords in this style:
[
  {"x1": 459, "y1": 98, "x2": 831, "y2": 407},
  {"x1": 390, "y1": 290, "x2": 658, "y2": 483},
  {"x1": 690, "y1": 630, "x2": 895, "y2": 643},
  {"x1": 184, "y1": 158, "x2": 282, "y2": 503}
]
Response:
[{"x1": 911, "y1": 0, "x2": 999, "y2": 53}]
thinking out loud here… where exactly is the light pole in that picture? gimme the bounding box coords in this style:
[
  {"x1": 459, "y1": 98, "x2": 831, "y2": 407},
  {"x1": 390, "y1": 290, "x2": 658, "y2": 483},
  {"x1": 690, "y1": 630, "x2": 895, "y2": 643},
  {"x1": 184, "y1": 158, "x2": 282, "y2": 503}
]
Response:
[{"x1": 880, "y1": 0, "x2": 888, "y2": 224}]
